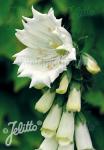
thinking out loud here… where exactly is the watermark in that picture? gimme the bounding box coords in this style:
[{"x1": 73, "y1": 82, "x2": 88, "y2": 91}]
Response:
[{"x1": 2, "y1": 120, "x2": 42, "y2": 146}]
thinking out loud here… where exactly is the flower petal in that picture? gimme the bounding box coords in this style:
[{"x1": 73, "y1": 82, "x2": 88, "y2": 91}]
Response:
[
  {"x1": 39, "y1": 137, "x2": 58, "y2": 150},
  {"x1": 56, "y1": 112, "x2": 74, "y2": 146},
  {"x1": 75, "y1": 122, "x2": 94, "y2": 150},
  {"x1": 41, "y1": 104, "x2": 62, "y2": 138},
  {"x1": 66, "y1": 82, "x2": 81, "y2": 112},
  {"x1": 56, "y1": 70, "x2": 72, "y2": 94},
  {"x1": 35, "y1": 89, "x2": 55, "y2": 113},
  {"x1": 58, "y1": 143, "x2": 74, "y2": 150}
]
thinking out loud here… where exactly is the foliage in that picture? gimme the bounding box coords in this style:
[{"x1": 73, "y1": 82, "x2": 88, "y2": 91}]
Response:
[{"x1": 0, "y1": 0, "x2": 104, "y2": 149}]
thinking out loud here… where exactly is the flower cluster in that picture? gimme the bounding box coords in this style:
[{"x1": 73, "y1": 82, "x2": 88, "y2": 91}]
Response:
[
  {"x1": 35, "y1": 86, "x2": 95, "y2": 150},
  {"x1": 13, "y1": 7, "x2": 101, "y2": 150}
]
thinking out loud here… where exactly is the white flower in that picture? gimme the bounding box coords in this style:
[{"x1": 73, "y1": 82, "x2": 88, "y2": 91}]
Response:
[
  {"x1": 75, "y1": 122, "x2": 94, "y2": 150},
  {"x1": 41, "y1": 104, "x2": 62, "y2": 138},
  {"x1": 38, "y1": 137, "x2": 58, "y2": 150},
  {"x1": 66, "y1": 82, "x2": 81, "y2": 112},
  {"x1": 35, "y1": 89, "x2": 55, "y2": 113},
  {"x1": 58, "y1": 143, "x2": 74, "y2": 150},
  {"x1": 13, "y1": 7, "x2": 76, "y2": 88},
  {"x1": 56, "y1": 70, "x2": 72, "y2": 94},
  {"x1": 56, "y1": 112, "x2": 74, "y2": 146},
  {"x1": 82, "y1": 53, "x2": 100, "y2": 75}
]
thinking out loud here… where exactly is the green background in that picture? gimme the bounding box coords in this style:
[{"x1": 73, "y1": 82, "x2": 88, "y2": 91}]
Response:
[{"x1": 0, "y1": 0, "x2": 104, "y2": 149}]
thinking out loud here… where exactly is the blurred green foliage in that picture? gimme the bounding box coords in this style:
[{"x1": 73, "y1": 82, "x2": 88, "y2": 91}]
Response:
[{"x1": 0, "y1": 0, "x2": 104, "y2": 150}]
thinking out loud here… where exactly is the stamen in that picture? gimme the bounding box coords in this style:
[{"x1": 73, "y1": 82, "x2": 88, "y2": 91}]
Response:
[{"x1": 49, "y1": 41, "x2": 60, "y2": 49}]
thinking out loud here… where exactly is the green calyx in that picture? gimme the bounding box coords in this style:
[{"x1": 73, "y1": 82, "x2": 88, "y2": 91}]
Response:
[
  {"x1": 75, "y1": 112, "x2": 86, "y2": 126},
  {"x1": 70, "y1": 81, "x2": 81, "y2": 91}
]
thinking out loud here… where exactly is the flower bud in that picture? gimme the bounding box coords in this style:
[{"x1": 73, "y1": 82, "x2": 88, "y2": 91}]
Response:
[
  {"x1": 82, "y1": 53, "x2": 101, "y2": 74},
  {"x1": 56, "y1": 112, "x2": 74, "y2": 146},
  {"x1": 41, "y1": 104, "x2": 62, "y2": 138},
  {"x1": 75, "y1": 121, "x2": 94, "y2": 150},
  {"x1": 35, "y1": 89, "x2": 55, "y2": 113},
  {"x1": 56, "y1": 70, "x2": 72, "y2": 94},
  {"x1": 39, "y1": 137, "x2": 58, "y2": 150},
  {"x1": 66, "y1": 82, "x2": 81, "y2": 112}
]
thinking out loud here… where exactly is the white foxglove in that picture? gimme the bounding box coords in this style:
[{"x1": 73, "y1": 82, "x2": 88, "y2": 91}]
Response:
[
  {"x1": 41, "y1": 104, "x2": 62, "y2": 138},
  {"x1": 35, "y1": 89, "x2": 55, "y2": 113},
  {"x1": 75, "y1": 122, "x2": 94, "y2": 150},
  {"x1": 13, "y1": 7, "x2": 76, "y2": 88},
  {"x1": 56, "y1": 112, "x2": 74, "y2": 146},
  {"x1": 66, "y1": 82, "x2": 81, "y2": 112},
  {"x1": 58, "y1": 143, "x2": 74, "y2": 150},
  {"x1": 38, "y1": 137, "x2": 58, "y2": 150}
]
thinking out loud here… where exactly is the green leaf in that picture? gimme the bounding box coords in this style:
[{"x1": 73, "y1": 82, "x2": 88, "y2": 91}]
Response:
[
  {"x1": 84, "y1": 90, "x2": 104, "y2": 112},
  {"x1": 85, "y1": 112, "x2": 104, "y2": 150},
  {"x1": 13, "y1": 77, "x2": 30, "y2": 92},
  {"x1": 0, "y1": 0, "x2": 13, "y2": 25},
  {"x1": 0, "y1": 25, "x2": 24, "y2": 59},
  {"x1": 53, "y1": 0, "x2": 68, "y2": 13},
  {"x1": 12, "y1": 65, "x2": 30, "y2": 92},
  {"x1": 75, "y1": 112, "x2": 86, "y2": 126}
]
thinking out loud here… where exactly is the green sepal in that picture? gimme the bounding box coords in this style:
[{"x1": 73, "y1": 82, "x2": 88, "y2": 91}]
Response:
[
  {"x1": 54, "y1": 95, "x2": 64, "y2": 107},
  {"x1": 75, "y1": 112, "x2": 86, "y2": 126},
  {"x1": 70, "y1": 81, "x2": 81, "y2": 91}
]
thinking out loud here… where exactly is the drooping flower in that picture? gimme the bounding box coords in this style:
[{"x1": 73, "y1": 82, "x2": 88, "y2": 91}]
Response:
[
  {"x1": 58, "y1": 143, "x2": 74, "y2": 150},
  {"x1": 35, "y1": 89, "x2": 55, "y2": 113},
  {"x1": 56, "y1": 111, "x2": 74, "y2": 146},
  {"x1": 41, "y1": 103, "x2": 62, "y2": 138},
  {"x1": 82, "y1": 53, "x2": 101, "y2": 75},
  {"x1": 13, "y1": 7, "x2": 76, "y2": 88},
  {"x1": 38, "y1": 137, "x2": 58, "y2": 150},
  {"x1": 66, "y1": 82, "x2": 81, "y2": 112},
  {"x1": 56, "y1": 70, "x2": 72, "y2": 94},
  {"x1": 75, "y1": 121, "x2": 94, "y2": 150}
]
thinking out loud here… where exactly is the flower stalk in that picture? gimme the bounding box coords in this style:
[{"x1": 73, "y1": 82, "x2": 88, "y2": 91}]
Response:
[{"x1": 13, "y1": 7, "x2": 100, "y2": 150}]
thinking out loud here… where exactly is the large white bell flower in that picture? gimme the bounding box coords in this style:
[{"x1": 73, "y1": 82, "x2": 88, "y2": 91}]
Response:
[
  {"x1": 13, "y1": 7, "x2": 76, "y2": 88},
  {"x1": 38, "y1": 137, "x2": 58, "y2": 150}
]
